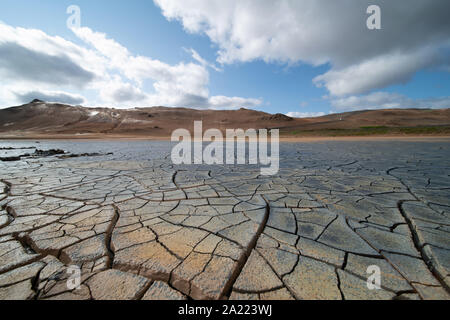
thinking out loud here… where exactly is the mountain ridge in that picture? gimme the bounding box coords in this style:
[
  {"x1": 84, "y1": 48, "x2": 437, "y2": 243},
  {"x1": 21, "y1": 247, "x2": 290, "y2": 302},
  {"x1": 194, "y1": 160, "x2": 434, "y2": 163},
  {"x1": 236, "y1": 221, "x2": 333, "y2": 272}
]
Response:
[{"x1": 1, "y1": 100, "x2": 449, "y2": 138}]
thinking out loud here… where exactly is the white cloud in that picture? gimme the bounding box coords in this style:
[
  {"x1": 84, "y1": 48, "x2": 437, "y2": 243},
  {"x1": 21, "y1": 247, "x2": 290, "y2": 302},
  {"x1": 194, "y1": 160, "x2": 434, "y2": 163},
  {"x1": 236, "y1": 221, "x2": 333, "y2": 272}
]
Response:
[
  {"x1": 0, "y1": 42, "x2": 95, "y2": 86},
  {"x1": 185, "y1": 48, "x2": 222, "y2": 72},
  {"x1": 99, "y1": 80, "x2": 147, "y2": 104},
  {"x1": 330, "y1": 92, "x2": 450, "y2": 111},
  {"x1": 71, "y1": 27, "x2": 212, "y2": 107},
  {"x1": 155, "y1": 0, "x2": 450, "y2": 96},
  {"x1": 74, "y1": 26, "x2": 261, "y2": 109},
  {"x1": 208, "y1": 96, "x2": 262, "y2": 110},
  {"x1": 0, "y1": 23, "x2": 102, "y2": 109},
  {"x1": 13, "y1": 90, "x2": 86, "y2": 105},
  {"x1": 286, "y1": 111, "x2": 326, "y2": 118},
  {"x1": 0, "y1": 22, "x2": 261, "y2": 109},
  {"x1": 313, "y1": 49, "x2": 439, "y2": 96}
]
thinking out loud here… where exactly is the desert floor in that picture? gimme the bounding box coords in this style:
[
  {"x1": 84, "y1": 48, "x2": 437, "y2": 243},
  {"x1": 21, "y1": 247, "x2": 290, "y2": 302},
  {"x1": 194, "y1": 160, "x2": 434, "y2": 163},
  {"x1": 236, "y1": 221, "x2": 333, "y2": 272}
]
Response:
[{"x1": 0, "y1": 139, "x2": 449, "y2": 300}]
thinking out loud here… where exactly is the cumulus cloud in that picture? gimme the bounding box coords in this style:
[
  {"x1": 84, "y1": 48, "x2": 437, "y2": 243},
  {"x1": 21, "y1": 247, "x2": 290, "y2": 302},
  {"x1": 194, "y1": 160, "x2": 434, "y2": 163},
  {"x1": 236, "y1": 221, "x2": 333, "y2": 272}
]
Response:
[
  {"x1": 330, "y1": 92, "x2": 450, "y2": 111},
  {"x1": 313, "y1": 49, "x2": 440, "y2": 96},
  {"x1": 208, "y1": 96, "x2": 262, "y2": 110},
  {"x1": 72, "y1": 26, "x2": 260, "y2": 108},
  {"x1": 14, "y1": 90, "x2": 86, "y2": 105},
  {"x1": 105, "y1": 82, "x2": 147, "y2": 103},
  {"x1": 185, "y1": 48, "x2": 222, "y2": 72},
  {"x1": 286, "y1": 111, "x2": 326, "y2": 118},
  {"x1": 0, "y1": 42, "x2": 95, "y2": 87},
  {"x1": 155, "y1": 0, "x2": 450, "y2": 96},
  {"x1": 0, "y1": 23, "x2": 106, "y2": 78},
  {"x1": 0, "y1": 22, "x2": 261, "y2": 109},
  {"x1": 71, "y1": 27, "x2": 213, "y2": 108}
]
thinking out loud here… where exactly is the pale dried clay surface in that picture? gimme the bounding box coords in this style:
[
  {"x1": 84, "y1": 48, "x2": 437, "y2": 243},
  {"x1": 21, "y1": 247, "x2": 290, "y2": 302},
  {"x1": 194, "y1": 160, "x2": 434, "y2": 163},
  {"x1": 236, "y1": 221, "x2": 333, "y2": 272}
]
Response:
[{"x1": 0, "y1": 141, "x2": 449, "y2": 300}]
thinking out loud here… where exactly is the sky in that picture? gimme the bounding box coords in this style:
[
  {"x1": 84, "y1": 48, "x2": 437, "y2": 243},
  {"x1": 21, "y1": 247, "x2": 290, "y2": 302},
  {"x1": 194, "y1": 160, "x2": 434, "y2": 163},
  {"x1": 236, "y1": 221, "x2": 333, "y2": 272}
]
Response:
[{"x1": 0, "y1": 0, "x2": 450, "y2": 117}]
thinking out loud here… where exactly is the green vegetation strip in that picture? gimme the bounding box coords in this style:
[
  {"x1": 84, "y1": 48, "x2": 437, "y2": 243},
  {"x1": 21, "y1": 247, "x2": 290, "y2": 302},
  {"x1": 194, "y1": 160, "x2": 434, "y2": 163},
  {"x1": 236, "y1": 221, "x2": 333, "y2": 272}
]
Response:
[{"x1": 283, "y1": 126, "x2": 450, "y2": 137}]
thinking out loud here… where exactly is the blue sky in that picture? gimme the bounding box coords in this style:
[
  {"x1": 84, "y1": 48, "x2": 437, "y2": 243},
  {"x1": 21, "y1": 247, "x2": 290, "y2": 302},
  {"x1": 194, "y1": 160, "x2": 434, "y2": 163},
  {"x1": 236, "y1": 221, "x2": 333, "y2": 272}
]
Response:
[{"x1": 1, "y1": 0, "x2": 450, "y2": 116}]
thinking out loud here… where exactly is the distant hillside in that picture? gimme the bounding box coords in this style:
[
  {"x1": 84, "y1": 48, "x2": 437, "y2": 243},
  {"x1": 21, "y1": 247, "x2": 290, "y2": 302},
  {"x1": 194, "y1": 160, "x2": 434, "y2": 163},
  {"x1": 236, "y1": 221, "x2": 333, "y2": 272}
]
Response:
[
  {"x1": 0, "y1": 99, "x2": 449, "y2": 138},
  {"x1": 279, "y1": 108, "x2": 450, "y2": 136}
]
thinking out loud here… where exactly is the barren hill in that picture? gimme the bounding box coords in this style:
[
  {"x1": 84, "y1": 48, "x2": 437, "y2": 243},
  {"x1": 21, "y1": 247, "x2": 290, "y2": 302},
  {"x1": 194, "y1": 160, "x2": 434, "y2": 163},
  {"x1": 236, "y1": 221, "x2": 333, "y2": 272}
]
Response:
[{"x1": 0, "y1": 99, "x2": 449, "y2": 138}]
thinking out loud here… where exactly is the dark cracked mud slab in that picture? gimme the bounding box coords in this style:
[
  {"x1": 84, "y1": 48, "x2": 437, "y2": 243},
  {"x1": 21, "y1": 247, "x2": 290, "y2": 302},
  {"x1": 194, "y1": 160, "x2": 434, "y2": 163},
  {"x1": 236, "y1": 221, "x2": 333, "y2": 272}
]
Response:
[{"x1": 0, "y1": 140, "x2": 449, "y2": 300}]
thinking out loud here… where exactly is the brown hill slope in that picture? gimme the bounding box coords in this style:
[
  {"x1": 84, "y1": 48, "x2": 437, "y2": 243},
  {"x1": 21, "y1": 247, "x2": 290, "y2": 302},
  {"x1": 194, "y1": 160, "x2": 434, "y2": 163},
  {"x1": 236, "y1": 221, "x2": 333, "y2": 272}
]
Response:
[
  {"x1": 295, "y1": 108, "x2": 450, "y2": 129},
  {"x1": 0, "y1": 100, "x2": 298, "y2": 137},
  {"x1": 280, "y1": 108, "x2": 450, "y2": 136},
  {"x1": 0, "y1": 100, "x2": 449, "y2": 138}
]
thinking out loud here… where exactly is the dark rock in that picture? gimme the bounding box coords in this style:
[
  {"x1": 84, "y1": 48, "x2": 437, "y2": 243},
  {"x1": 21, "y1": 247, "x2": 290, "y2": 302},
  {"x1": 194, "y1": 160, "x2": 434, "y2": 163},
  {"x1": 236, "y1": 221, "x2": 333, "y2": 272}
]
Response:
[
  {"x1": 0, "y1": 147, "x2": 36, "y2": 150},
  {"x1": 33, "y1": 149, "x2": 66, "y2": 157},
  {"x1": 0, "y1": 156, "x2": 22, "y2": 162},
  {"x1": 58, "y1": 152, "x2": 113, "y2": 159}
]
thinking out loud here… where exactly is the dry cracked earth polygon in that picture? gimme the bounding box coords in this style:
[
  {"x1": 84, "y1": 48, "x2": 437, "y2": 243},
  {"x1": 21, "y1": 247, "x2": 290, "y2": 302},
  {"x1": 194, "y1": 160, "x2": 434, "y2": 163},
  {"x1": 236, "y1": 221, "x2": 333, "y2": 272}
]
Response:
[{"x1": 0, "y1": 142, "x2": 449, "y2": 300}]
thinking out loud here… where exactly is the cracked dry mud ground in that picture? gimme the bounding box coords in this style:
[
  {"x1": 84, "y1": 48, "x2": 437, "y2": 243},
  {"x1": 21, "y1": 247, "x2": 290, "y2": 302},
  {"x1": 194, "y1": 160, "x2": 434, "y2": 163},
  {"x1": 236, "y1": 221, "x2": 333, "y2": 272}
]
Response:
[{"x1": 0, "y1": 141, "x2": 449, "y2": 300}]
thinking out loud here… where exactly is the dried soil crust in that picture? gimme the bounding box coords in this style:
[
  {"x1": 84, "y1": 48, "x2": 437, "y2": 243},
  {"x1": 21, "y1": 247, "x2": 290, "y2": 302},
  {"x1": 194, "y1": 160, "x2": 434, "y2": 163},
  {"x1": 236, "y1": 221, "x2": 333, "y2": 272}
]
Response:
[{"x1": 0, "y1": 142, "x2": 449, "y2": 300}]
